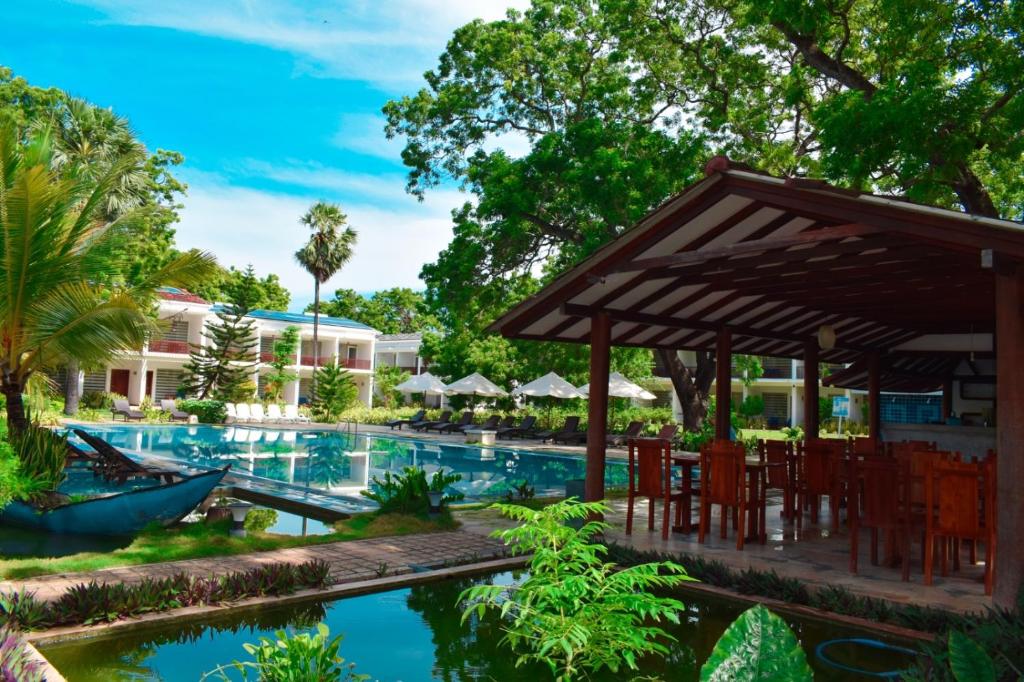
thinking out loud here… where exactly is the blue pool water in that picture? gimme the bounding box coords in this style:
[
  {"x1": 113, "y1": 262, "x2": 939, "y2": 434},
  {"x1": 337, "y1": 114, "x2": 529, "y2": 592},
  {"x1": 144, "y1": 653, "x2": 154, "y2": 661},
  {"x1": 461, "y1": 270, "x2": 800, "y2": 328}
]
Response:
[{"x1": 66, "y1": 424, "x2": 627, "y2": 507}]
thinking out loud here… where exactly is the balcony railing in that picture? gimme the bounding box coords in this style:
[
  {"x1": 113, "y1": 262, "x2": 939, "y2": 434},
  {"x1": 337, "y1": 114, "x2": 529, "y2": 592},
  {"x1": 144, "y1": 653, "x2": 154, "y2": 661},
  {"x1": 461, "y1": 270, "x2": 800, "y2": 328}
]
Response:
[
  {"x1": 260, "y1": 352, "x2": 275, "y2": 363},
  {"x1": 298, "y1": 355, "x2": 372, "y2": 370},
  {"x1": 398, "y1": 365, "x2": 426, "y2": 375},
  {"x1": 148, "y1": 339, "x2": 189, "y2": 354},
  {"x1": 340, "y1": 357, "x2": 372, "y2": 370}
]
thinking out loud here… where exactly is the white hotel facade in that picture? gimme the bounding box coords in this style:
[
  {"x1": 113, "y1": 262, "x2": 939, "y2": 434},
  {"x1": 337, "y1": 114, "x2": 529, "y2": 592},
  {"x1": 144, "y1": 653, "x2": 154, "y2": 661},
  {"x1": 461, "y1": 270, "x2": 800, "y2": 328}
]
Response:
[{"x1": 70, "y1": 288, "x2": 378, "y2": 407}]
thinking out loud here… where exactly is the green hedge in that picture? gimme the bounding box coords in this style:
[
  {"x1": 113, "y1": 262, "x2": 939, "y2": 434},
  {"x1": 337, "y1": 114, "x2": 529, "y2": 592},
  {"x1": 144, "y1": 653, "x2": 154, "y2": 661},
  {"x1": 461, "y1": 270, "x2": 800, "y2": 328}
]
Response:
[{"x1": 177, "y1": 399, "x2": 226, "y2": 424}]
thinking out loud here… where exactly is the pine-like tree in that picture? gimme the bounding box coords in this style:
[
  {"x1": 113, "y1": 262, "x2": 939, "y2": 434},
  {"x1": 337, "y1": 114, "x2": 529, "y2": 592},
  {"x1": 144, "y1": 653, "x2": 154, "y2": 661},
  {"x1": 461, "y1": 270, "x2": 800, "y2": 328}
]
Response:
[{"x1": 181, "y1": 265, "x2": 260, "y2": 400}]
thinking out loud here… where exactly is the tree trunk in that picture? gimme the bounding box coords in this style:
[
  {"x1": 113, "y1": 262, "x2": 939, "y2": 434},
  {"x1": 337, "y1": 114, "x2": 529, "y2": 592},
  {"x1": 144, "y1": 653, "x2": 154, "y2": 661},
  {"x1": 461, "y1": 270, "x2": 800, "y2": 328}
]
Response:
[
  {"x1": 64, "y1": 359, "x2": 80, "y2": 416},
  {"x1": 657, "y1": 349, "x2": 716, "y2": 431},
  {"x1": 2, "y1": 377, "x2": 28, "y2": 435},
  {"x1": 310, "y1": 279, "x2": 320, "y2": 401}
]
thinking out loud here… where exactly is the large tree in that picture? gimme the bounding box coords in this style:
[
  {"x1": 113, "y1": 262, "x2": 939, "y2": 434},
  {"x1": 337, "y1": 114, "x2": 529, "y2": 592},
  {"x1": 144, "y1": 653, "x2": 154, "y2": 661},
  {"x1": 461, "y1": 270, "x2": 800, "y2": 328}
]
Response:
[
  {"x1": 385, "y1": 0, "x2": 1024, "y2": 428},
  {"x1": 311, "y1": 287, "x2": 439, "y2": 335},
  {"x1": 196, "y1": 265, "x2": 292, "y2": 312}
]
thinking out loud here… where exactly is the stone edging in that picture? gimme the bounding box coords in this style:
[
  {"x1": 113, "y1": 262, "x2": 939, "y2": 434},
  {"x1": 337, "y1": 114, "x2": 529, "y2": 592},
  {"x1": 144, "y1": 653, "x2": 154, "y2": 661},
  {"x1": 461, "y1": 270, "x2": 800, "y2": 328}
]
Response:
[
  {"x1": 674, "y1": 579, "x2": 937, "y2": 643},
  {"x1": 27, "y1": 556, "x2": 529, "y2": 646},
  {"x1": 24, "y1": 640, "x2": 66, "y2": 682}
]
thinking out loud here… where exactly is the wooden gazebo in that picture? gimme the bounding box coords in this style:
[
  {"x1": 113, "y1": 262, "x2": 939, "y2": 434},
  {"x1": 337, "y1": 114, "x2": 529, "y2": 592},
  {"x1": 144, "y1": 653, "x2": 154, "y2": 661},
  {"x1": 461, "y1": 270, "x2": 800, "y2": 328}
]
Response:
[{"x1": 488, "y1": 158, "x2": 1024, "y2": 607}]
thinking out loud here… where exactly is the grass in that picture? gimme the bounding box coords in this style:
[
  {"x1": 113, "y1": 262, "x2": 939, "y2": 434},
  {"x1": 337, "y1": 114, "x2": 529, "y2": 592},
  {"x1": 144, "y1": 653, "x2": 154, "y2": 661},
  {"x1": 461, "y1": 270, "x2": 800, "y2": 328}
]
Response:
[{"x1": 0, "y1": 513, "x2": 457, "y2": 580}]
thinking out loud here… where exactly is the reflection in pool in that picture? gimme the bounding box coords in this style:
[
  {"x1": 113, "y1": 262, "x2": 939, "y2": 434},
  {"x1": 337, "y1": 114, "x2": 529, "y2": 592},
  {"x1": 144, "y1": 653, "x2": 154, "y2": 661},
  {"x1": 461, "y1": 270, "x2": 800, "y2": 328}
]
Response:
[
  {"x1": 67, "y1": 424, "x2": 628, "y2": 505},
  {"x1": 40, "y1": 571, "x2": 918, "y2": 681}
]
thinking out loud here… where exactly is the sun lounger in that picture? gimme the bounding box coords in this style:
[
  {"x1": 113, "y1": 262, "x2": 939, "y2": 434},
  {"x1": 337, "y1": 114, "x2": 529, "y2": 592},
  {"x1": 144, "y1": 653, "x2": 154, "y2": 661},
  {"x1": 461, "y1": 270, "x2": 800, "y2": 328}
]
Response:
[
  {"x1": 283, "y1": 404, "x2": 310, "y2": 423},
  {"x1": 553, "y1": 426, "x2": 587, "y2": 444},
  {"x1": 498, "y1": 415, "x2": 537, "y2": 439},
  {"x1": 160, "y1": 399, "x2": 190, "y2": 422},
  {"x1": 607, "y1": 421, "x2": 645, "y2": 447},
  {"x1": 436, "y1": 411, "x2": 474, "y2": 433},
  {"x1": 447, "y1": 413, "x2": 499, "y2": 434},
  {"x1": 249, "y1": 403, "x2": 266, "y2": 423},
  {"x1": 536, "y1": 416, "x2": 581, "y2": 442},
  {"x1": 412, "y1": 410, "x2": 451, "y2": 432},
  {"x1": 655, "y1": 423, "x2": 680, "y2": 441},
  {"x1": 386, "y1": 410, "x2": 425, "y2": 430},
  {"x1": 225, "y1": 403, "x2": 238, "y2": 423},
  {"x1": 495, "y1": 415, "x2": 515, "y2": 432},
  {"x1": 235, "y1": 403, "x2": 252, "y2": 422},
  {"x1": 73, "y1": 429, "x2": 179, "y2": 485},
  {"x1": 265, "y1": 404, "x2": 284, "y2": 422},
  {"x1": 111, "y1": 399, "x2": 144, "y2": 422}
]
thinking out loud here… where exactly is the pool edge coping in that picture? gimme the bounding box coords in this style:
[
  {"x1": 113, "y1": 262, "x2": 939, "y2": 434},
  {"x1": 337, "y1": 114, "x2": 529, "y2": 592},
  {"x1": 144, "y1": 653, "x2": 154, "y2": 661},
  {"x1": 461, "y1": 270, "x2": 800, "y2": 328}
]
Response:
[{"x1": 26, "y1": 555, "x2": 530, "y2": 646}]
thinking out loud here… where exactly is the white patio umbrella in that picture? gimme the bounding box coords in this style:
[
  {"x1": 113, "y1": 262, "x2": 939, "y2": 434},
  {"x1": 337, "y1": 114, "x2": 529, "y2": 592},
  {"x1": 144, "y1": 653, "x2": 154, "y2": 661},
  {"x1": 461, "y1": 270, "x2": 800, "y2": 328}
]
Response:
[
  {"x1": 512, "y1": 372, "x2": 584, "y2": 427},
  {"x1": 395, "y1": 371, "x2": 447, "y2": 396},
  {"x1": 578, "y1": 372, "x2": 656, "y2": 400},
  {"x1": 444, "y1": 373, "x2": 508, "y2": 401}
]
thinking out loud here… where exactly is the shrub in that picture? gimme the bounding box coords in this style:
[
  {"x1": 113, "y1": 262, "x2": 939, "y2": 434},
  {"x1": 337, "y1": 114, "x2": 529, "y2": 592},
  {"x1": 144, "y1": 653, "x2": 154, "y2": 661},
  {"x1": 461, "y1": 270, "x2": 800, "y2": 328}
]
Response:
[
  {"x1": 360, "y1": 466, "x2": 463, "y2": 515},
  {"x1": 203, "y1": 624, "x2": 368, "y2": 682},
  {"x1": 311, "y1": 365, "x2": 358, "y2": 422},
  {"x1": 243, "y1": 508, "x2": 279, "y2": 534},
  {"x1": 0, "y1": 628, "x2": 45, "y2": 682},
  {"x1": 11, "y1": 427, "x2": 67, "y2": 494},
  {"x1": 80, "y1": 391, "x2": 120, "y2": 409},
  {"x1": 0, "y1": 589, "x2": 51, "y2": 630},
  {"x1": 737, "y1": 395, "x2": 765, "y2": 418},
  {"x1": 178, "y1": 399, "x2": 227, "y2": 424},
  {"x1": 462, "y1": 499, "x2": 692, "y2": 680}
]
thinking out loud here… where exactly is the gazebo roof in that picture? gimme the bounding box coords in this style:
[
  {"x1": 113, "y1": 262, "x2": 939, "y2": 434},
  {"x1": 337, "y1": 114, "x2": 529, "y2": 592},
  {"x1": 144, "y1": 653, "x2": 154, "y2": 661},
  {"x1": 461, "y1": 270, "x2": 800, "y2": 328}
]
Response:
[{"x1": 488, "y1": 158, "x2": 1024, "y2": 363}]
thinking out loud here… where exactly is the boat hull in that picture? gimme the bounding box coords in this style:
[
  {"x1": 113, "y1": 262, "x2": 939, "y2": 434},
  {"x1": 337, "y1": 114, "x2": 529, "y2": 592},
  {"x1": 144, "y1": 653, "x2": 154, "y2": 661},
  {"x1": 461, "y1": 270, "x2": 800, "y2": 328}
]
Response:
[{"x1": 0, "y1": 467, "x2": 229, "y2": 536}]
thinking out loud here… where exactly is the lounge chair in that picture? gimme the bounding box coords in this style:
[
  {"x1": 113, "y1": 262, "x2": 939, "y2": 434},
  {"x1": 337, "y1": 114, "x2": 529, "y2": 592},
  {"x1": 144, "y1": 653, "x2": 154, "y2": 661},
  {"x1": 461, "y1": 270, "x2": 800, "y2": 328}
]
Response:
[
  {"x1": 553, "y1": 425, "x2": 587, "y2": 445},
  {"x1": 73, "y1": 429, "x2": 179, "y2": 485},
  {"x1": 160, "y1": 399, "x2": 190, "y2": 422},
  {"x1": 451, "y1": 413, "x2": 499, "y2": 434},
  {"x1": 498, "y1": 415, "x2": 536, "y2": 439},
  {"x1": 436, "y1": 411, "x2": 474, "y2": 433},
  {"x1": 655, "y1": 423, "x2": 680, "y2": 441},
  {"x1": 111, "y1": 399, "x2": 144, "y2": 422},
  {"x1": 283, "y1": 404, "x2": 310, "y2": 424},
  {"x1": 249, "y1": 403, "x2": 266, "y2": 423},
  {"x1": 412, "y1": 410, "x2": 451, "y2": 432},
  {"x1": 386, "y1": 409, "x2": 425, "y2": 430},
  {"x1": 266, "y1": 404, "x2": 285, "y2": 422},
  {"x1": 536, "y1": 416, "x2": 580, "y2": 443},
  {"x1": 494, "y1": 415, "x2": 515, "y2": 432},
  {"x1": 607, "y1": 421, "x2": 645, "y2": 447},
  {"x1": 235, "y1": 403, "x2": 252, "y2": 422},
  {"x1": 225, "y1": 403, "x2": 238, "y2": 423}
]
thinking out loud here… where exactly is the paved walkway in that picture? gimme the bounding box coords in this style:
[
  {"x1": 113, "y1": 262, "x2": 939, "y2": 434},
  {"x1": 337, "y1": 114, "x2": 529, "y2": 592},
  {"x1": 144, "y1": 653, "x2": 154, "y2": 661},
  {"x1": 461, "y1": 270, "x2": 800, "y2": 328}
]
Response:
[{"x1": 2, "y1": 531, "x2": 506, "y2": 603}]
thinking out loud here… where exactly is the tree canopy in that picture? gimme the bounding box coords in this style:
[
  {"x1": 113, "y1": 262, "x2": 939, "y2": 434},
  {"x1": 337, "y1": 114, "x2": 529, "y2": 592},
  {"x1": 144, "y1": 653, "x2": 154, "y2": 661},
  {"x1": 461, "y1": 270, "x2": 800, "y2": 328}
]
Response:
[
  {"x1": 385, "y1": 0, "x2": 1024, "y2": 422},
  {"x1": 195, "y1": 265, "x2": 292, "y2": 311},
  {"x1": 311, "y1": 287, "x2": 439, "y2": 335}
]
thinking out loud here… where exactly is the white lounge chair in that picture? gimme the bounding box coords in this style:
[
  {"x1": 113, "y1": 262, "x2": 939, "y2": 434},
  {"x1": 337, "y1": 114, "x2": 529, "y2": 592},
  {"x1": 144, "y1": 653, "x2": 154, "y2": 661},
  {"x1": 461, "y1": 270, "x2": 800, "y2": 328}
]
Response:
[
  {"x1": 266, "y1": 404, "x2": 285, "y2": 422},
  {"x1": 225, "y1": 403, "x2": 238, "y2": 423},
  {"x1": 284, "y1": 404, "x2": 310, "y2": 423},
  {"x1": 249, "y1": 403, "x2": 266, "y2": 423},
  {"x1": 235, "y1": 403, "x2": 252, "y2": 422}
]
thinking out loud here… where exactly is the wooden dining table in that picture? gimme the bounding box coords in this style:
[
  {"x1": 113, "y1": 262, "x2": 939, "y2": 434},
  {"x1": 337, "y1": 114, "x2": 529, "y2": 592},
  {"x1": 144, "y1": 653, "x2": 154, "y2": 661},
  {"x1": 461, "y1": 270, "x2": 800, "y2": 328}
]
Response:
[{"x1": 671, "y1": 453, "x2": 781, "y2": 543}]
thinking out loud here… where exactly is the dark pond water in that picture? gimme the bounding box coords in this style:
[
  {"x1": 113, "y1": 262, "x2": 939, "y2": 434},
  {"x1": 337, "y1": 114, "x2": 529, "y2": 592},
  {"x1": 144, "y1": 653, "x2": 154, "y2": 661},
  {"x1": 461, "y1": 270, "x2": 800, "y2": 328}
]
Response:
[{"x1": 41, "y1": 571, "x2": 920, "y2": 681}]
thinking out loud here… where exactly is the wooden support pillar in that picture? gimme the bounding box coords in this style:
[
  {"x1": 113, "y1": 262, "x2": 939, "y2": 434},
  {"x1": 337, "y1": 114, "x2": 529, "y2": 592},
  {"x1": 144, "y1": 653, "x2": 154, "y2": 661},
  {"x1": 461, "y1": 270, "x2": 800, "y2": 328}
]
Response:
[
  {"x1": 994, "y1": 263, "x2": 1024, "y2": 609},
  {"x1": 585, "y1": 312, "x2": 611, "y2": 503},
  {"x1": 803, "y1": 342, "x2": 819, "y2": 438},
  {"x1": 941, "y1": 377, "x2": 954, "y2": 421},
  {"x1": 715, "y1": 328, "x2": 732, "y2": 441},
  {"x1": 867, "y1": 352, "x2": 881, "y2": 440}
]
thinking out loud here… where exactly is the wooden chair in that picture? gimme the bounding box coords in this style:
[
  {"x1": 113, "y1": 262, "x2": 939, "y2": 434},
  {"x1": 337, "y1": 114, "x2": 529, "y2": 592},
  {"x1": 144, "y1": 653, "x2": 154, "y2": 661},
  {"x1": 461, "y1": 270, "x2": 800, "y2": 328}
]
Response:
[
  {"x1": 625, "y1": 438, "x2": 686, "y2": 541},
  {"x1": 923, "y1": 457, "x2": 996, "y2": 594},
  {"x1": 796, "y1": 438, "x2": 845, "y2": 532},
  {"x1": 849, "y1": 457, "x2": 911, "y2": 581},
  {"x1": 758, "y1": 439, "x2": 794, "y2": 522},
  {"x1": 698, "y1": 440, "x2": 750, "y2": 550}
]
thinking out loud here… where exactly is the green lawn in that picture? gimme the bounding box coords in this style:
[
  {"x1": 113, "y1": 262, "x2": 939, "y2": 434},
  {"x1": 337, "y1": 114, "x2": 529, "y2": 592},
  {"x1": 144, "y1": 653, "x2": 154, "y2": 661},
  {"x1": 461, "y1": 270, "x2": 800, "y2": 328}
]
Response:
[{"x1": 0, "y1": 513, "x2": 455, "y2": 580}]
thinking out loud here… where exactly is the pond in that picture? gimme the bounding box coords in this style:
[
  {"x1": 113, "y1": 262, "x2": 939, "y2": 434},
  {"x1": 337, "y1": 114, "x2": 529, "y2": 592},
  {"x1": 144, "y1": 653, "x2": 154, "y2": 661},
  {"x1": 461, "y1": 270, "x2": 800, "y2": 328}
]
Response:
[{"x1": 40, "y1": 571, "x2": 919, "y2": 681}]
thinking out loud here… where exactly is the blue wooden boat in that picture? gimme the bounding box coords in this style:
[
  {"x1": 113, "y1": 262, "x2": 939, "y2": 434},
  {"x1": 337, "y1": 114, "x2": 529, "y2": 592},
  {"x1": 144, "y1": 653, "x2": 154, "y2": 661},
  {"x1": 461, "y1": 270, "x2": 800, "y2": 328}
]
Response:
[{"x1": 0, "y1": 467, "x2": 229, "y2": 535}]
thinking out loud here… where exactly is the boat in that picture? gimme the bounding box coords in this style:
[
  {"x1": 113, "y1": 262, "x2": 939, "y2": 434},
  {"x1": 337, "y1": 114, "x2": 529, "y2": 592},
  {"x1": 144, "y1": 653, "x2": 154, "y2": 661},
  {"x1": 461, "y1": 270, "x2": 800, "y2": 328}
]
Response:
[{"x1": 0, "y1": 466, "x2": 230, "y2": 535}]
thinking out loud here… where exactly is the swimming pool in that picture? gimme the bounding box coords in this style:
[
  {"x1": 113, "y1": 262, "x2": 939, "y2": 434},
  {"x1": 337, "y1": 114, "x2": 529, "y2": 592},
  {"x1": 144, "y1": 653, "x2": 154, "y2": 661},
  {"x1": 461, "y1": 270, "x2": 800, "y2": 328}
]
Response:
[{"x1": 67, "y1": 424, "x2": 627, "y2": 508}]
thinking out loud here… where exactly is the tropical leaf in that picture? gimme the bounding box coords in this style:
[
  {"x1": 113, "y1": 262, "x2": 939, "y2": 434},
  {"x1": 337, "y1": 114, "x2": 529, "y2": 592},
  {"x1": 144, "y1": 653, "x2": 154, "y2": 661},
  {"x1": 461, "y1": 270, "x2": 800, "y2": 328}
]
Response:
[
  {"x1": 700, "y1": 605, "x2": 813, "y2": 681},
  {"x1": 948, "y1": 631, "x2": 997, "y2": 682}
]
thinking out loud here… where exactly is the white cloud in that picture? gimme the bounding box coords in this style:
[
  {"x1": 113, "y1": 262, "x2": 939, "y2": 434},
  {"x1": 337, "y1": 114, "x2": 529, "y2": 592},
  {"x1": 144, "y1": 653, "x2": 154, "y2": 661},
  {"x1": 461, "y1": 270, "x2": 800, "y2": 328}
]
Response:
[
  {"x1": 331, "y1": 113, "x2": 404, "y2": 161},
  {"x1": 174, "y1": 170, "x2": 465, "y2": 308},
  {"x1": 72, "y1": 0, "x2": 531, "y2": 90}
]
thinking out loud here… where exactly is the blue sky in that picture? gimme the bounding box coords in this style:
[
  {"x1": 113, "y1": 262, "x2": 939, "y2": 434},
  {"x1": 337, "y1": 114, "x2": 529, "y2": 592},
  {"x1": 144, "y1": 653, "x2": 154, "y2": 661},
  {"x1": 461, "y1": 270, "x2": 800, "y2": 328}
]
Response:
[{"x1": 1, "y1": 0, "x2": 529, "y2": 310}]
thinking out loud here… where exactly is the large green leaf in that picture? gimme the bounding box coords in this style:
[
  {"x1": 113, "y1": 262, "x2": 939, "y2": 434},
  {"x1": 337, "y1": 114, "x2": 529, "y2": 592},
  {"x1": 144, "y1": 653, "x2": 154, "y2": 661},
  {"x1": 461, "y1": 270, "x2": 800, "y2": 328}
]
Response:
[
  {"x1": 700, "y1": 605, "x2": 813, "y2": 681},
  {"x1": 948, "y1": 631, "x2": 997, "y2": 682}
]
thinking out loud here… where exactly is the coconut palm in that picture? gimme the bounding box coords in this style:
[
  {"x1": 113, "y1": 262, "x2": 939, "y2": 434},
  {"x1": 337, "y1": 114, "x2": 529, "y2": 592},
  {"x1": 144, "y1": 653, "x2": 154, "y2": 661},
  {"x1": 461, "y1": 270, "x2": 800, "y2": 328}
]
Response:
[
  {"x1": 0, "y1": 121, "x2": 217, "y2": 433},
  {"x1": 295, "y1": 202, "x2": 357, "y2": 399}
]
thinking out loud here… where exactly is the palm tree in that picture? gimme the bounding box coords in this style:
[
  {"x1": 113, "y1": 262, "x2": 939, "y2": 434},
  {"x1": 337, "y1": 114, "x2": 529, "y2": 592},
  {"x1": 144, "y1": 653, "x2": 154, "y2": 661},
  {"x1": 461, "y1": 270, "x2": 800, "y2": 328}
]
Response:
[
  {"x1": 41, "y1": 98, "x2": 153, "y2": 415},
  {"x1": 0, "y1": 121, "x2": 217, "y2": 433},
  {"x1": 295, "y1": 202, "x2": 357, "y2": 399}
]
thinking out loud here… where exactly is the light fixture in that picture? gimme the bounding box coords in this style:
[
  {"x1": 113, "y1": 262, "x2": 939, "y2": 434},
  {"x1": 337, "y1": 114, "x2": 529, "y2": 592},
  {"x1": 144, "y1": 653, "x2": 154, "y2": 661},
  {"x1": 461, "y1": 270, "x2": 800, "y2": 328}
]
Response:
[
  {"x1": 228, "y1": 501, "x2": 254, "y2": 537},
  {"x1": 817, "y1": 324, "x2": 837, "y2": 350}
]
